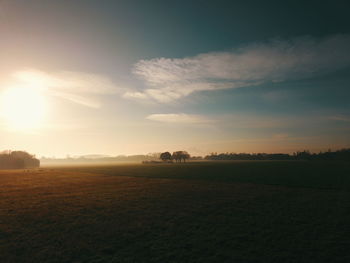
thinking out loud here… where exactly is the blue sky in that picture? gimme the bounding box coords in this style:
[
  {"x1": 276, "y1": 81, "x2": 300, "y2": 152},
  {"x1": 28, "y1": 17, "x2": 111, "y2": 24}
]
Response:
[{"x1": 0, "y1": 0, "x2": 350, "y2": 157}]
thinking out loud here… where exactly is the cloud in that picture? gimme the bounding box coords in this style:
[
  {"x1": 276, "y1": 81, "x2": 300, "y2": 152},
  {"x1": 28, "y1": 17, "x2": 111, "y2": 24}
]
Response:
[
  {"x1": 328, "y1": 115, "x2": 350, "y2": 122},
  {"x1": 146, "y1": 113, "x2": 210, "y2": 124},
  {"x1": 128, "y1": 34, "x2": 350, "y2": 102},
  {"x1": 145, "y1": 112, "x2": 343, "y2": 129},
  {"x1": 122, "y1": 91, "x2": 149, "y2": 100},
  {"x1": 9, "y1": 69, "x2": 122, "y2": 108}
]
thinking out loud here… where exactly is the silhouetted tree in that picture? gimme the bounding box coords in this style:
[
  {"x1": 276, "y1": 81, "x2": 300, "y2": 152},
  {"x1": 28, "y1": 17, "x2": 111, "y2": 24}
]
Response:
[
  {"x1": 160, "y1": 152, "x2": 172, "y2": 162},
  {"x1": 181, "y1": 151, "x2": 190, "y2": 162},
  {"x1": 172, "y1": 151, "x2": 190, "y2": 162},
  {"x1": 172, "y1": 151, "x2": 181, "y2": 162},
  {"x1": 0, "y1": 150, "x2": 40, "y2": 169}
]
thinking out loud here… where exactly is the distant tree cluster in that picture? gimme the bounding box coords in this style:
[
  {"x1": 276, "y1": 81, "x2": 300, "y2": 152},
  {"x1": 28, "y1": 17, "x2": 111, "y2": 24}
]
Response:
[
  {"x1": 293, "y1": 149, "x2": 350, "y2": 161},
  {"x1": 172, "y1": 151, "x2": 190, "y2": 162},
  {"x1": 159, "y1": 151, "x2": 191, "y2": 162},
  {"x1": 204, "y1": 149, "x2": 350, "y2": 161},
  {"x1": 0, "y1": 150, "x2": 40, "y2": 169},
  {"x1": 205, "y1": 152, "x2": 291, "y2": 161}
]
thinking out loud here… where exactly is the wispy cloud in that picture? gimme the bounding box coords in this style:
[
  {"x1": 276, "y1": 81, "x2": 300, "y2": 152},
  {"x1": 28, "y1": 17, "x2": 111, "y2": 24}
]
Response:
[
  {"x1": 145, "y1": 112, "x2": 350, "y2": 129},
  {"x1": 146, "y1": 113, "x2": 210, "y2": 124},
  {"x1": 328, "y1": 115, "x2": 350, "y2": 122},
  {"x1": 127, "y1": 34, "x2": 350, "y2": 102},
  {"x1": 122, "y1": 91, "x2": 149, "y2": 100},
  {"x1": 9, "y1": 69, "x2": 122, "y2": 108}
]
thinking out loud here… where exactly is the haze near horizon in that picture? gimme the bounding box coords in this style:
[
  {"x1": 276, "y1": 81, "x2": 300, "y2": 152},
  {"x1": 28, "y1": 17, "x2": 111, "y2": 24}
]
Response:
[{"x1": 1, "y1": 0, "x2": 349, "y2": 157}]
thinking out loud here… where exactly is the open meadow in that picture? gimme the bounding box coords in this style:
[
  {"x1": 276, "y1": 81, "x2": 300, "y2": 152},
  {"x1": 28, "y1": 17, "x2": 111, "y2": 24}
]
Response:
[{"x1": 1, "y1": 161, "x2": 350, "y2": 262}]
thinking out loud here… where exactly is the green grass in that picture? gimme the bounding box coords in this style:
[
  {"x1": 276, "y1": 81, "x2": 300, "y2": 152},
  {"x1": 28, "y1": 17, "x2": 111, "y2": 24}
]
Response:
[{"x1": 1, "y1": 161, "x2": 350, "y2": 262}]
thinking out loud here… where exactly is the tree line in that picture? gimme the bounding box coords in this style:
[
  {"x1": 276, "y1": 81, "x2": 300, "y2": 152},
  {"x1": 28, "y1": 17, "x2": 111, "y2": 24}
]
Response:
[
  {"x1": 40, "y1": 148, "x2": 350, "y2": 165},
  {"x1": 204, "y1": 149, "x2": 350, "y2": 161},
  {"x1": 0, "y1": 150, "x2": 40, "y2": 169}
]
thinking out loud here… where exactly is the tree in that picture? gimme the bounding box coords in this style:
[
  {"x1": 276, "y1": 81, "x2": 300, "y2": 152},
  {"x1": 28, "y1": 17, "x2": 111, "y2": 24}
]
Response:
[
  {"x1": 172, "y1": 151, "x2": 190, "y2": 163},
  {"x1": 181, "y1": 151, "x2": 190, "y2": 162},
  {"x1": 160, "y1": 152, "x2": 172, "y2": 162},
  {"x1": 0, "y1": 150, "x2": 40, "y2": 169},
  {"x1": 172, "y1": 151, "x2": 181, "y2": 162}
]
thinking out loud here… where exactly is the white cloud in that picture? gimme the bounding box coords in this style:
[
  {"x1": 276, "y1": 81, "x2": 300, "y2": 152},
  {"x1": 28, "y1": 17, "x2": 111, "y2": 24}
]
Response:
[
  {"x1": 129, "y1": 34, "x2": 350, "y2": 102},
  {"x1": 146, "y1": 113, "x2": 210, "y2": 124},
  {"x1": 9, "y1": 69, "x2": 122, "y2": 108}
]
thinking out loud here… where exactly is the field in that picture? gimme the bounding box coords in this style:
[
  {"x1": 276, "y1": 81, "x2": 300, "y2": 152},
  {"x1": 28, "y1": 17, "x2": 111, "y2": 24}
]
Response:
[{"x1": 1, "y1": 161, "x2": 350, "y2": 262}]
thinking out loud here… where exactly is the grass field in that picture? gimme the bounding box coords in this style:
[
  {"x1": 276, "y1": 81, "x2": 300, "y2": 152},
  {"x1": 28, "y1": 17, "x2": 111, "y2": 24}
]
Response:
[{"x1": 1, "y1": 161, "x2": 350, "y2": 262}]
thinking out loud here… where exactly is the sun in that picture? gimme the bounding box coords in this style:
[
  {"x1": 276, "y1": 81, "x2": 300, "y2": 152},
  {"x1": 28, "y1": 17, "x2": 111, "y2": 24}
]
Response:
[{"x1": 0, "y1": 86, "x2": 47, "y2": 130}]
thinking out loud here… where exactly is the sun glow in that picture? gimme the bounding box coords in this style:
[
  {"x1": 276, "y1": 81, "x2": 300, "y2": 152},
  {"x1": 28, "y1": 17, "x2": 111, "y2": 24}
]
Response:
[{"x1": 1, "y1": 86, "x2": 47, "y2": 130}]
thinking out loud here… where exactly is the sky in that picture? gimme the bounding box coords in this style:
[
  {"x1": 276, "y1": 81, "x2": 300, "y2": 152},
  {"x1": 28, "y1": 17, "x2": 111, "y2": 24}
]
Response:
[{"x1": 0, "y1": 0, "x2": 350, "y2": 157}]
